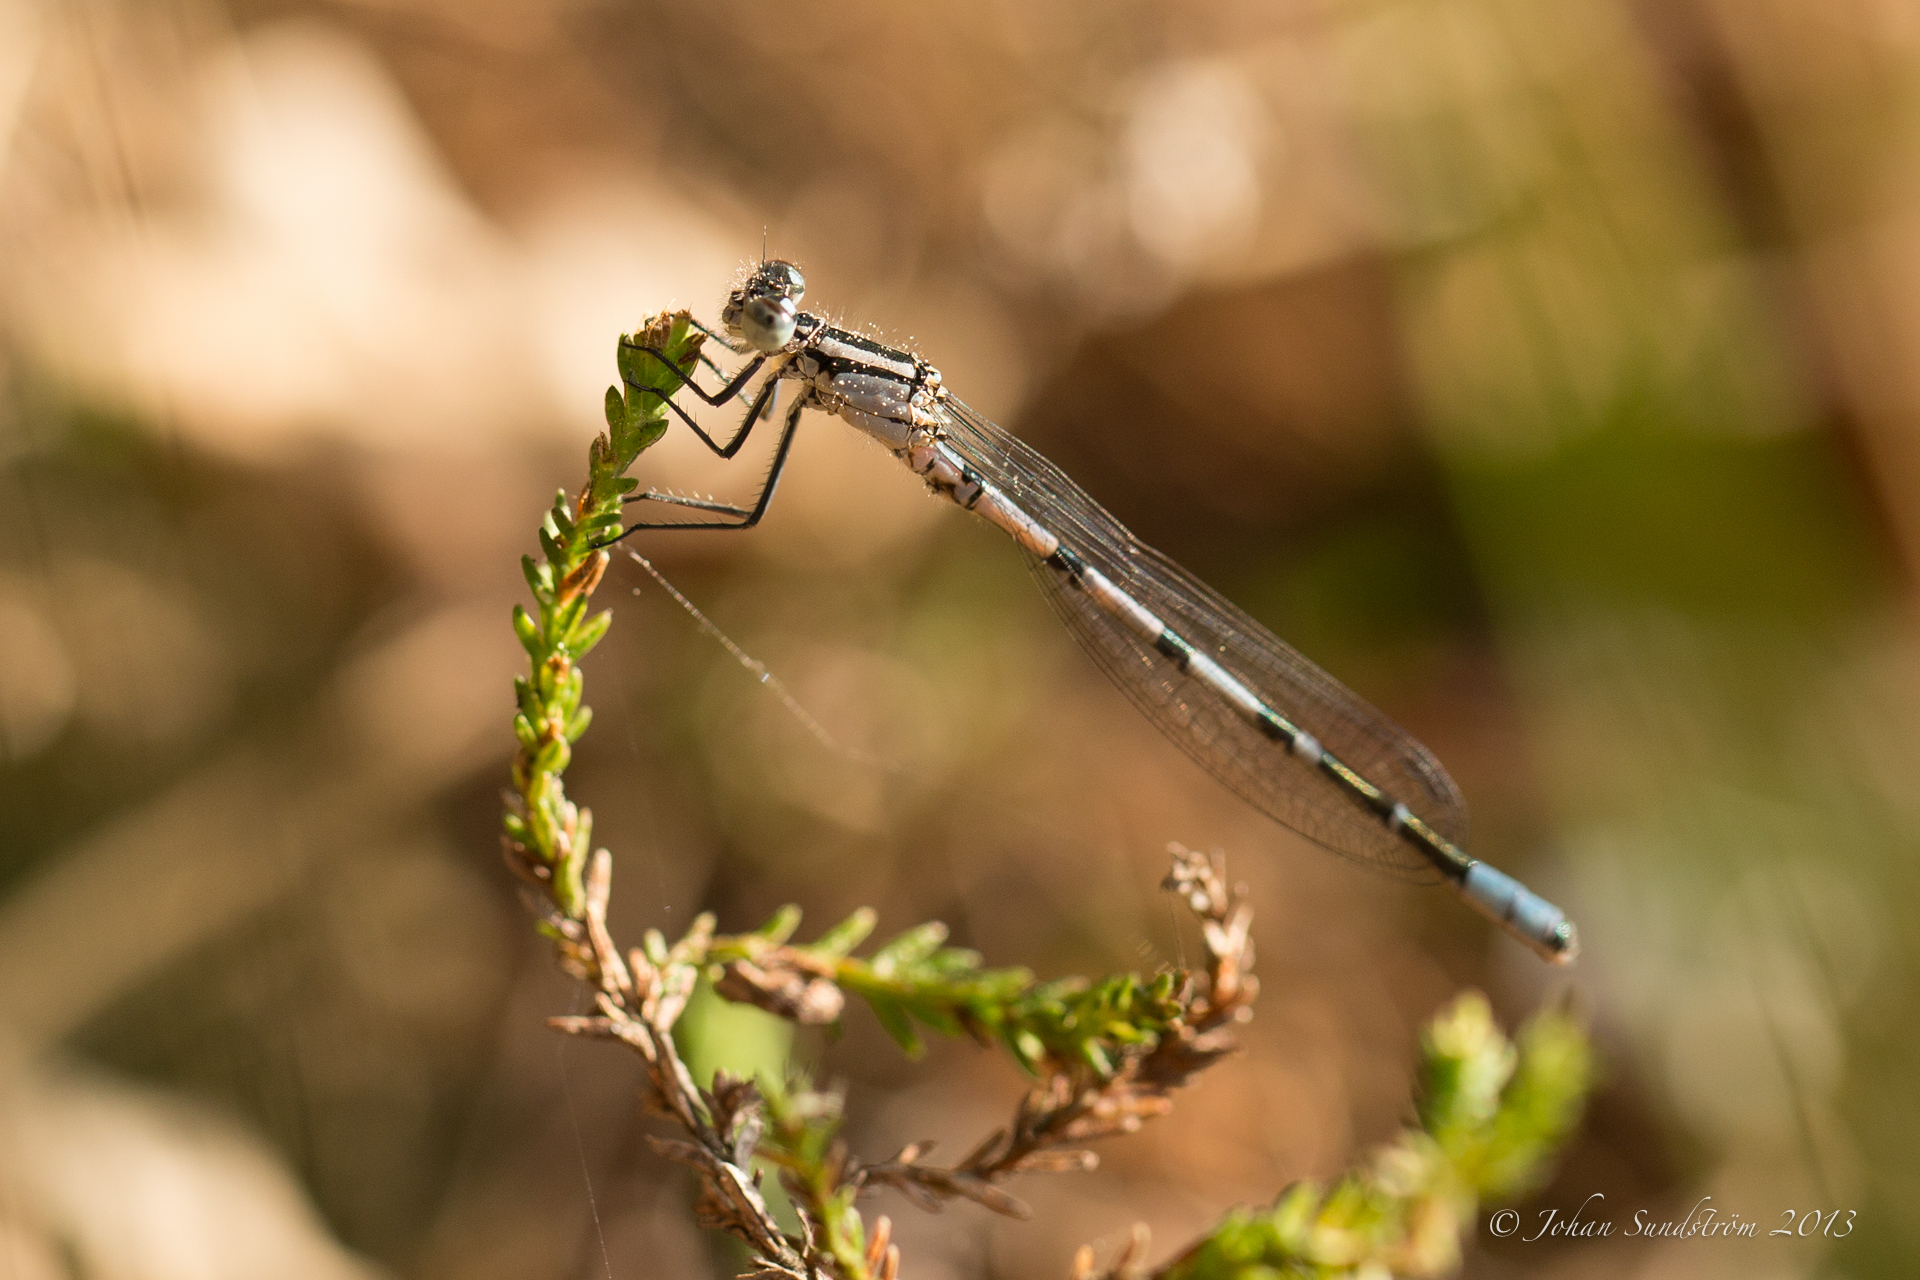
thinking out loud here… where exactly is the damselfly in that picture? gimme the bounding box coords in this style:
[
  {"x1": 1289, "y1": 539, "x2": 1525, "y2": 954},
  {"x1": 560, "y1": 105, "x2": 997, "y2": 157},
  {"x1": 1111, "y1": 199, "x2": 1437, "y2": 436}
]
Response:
[{"x1": 615, "y1": 261, "x2": 1578, "y2": 965}]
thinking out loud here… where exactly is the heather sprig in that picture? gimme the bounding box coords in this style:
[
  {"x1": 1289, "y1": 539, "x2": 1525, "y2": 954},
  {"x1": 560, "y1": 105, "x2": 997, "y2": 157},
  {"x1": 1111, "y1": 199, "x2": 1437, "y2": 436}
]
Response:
[
  {"x1": 502, "y1": 310, "x2": 702, "y2": 920},
  {"x1": 706, "y1": 901, "x2": 1200, "y2": 1074}
]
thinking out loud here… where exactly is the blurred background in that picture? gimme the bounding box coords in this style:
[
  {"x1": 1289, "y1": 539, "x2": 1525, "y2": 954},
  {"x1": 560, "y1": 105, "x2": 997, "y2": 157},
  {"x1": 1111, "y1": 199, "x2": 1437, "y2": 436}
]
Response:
[{"x1": 1, "y1": 0, "x2": 1916, "y2": 1277}]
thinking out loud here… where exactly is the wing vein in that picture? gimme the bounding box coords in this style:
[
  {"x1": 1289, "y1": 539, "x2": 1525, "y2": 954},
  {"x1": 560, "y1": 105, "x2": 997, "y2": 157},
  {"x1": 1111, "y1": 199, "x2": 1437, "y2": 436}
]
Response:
[{"x1": 936, "y1": 395, "x2": 1467, "y2": 881}]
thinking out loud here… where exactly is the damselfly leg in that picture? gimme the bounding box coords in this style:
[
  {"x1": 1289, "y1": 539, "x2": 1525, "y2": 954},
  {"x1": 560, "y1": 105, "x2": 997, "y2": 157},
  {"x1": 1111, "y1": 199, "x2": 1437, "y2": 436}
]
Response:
[
  {"x1": 682, "y1": 313, "x2": 754, "y2": 355},
  {"x1": 622, "y1": 348, "x2": 782, "y2": 459},
  {"x1": 604, "y1": 392, "x2": 808, "y2": 540},
  {"x1": 618, "y1": 337, "x2": 765, "y2": 407}
]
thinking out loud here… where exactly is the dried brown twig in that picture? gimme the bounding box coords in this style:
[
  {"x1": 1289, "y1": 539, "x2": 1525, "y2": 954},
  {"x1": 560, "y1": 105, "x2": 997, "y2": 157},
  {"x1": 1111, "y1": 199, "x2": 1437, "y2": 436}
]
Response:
[
  {"x1": 535, "y1": 843, "x2": 1259, "y2": 1275},
  {"x1": 541, "y1": 854, "x2": 810, "y2": 1276},
  {"x1": 850, "y1": 848, "x2": 1257, "y2": 1217}
]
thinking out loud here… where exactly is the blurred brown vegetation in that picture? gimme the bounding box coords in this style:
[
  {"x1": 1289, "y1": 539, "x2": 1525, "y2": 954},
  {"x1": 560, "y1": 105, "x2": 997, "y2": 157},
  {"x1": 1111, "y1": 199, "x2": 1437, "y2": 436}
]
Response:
[{"x1": 2, "y1": 1, "x2": 1917, "y2": 1278}]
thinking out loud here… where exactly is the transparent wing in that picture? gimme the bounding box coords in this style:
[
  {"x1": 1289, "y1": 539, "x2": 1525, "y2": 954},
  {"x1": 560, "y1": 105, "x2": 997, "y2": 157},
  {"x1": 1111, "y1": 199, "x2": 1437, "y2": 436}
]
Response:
[{"x1": 935, "y1": 394, "x2": 1467, "y2": 880}]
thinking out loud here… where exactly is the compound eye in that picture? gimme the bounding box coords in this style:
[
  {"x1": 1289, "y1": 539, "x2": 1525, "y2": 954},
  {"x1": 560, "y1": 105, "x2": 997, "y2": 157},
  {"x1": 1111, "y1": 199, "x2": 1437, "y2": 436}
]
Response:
[
  {"x1": 766, "y1": 261, "x2": 806, "y2": 303},
  {"x1": 741, "y1": 294, "x2": 797, "y2": 351}
]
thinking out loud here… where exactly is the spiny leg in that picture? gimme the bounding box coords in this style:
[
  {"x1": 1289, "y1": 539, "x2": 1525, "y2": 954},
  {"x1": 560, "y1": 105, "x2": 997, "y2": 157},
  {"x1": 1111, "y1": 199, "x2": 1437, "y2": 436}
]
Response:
[
  {"x1": 684, "y1": 314, "x2": 752, "y2": 355},
  {"x1": 619, "y1": 336, "x2": 766, "y2": 407},
  {"x1": 603, "y1": 393, "x2": 809, "y2": 541},
  {"x1": 626, "y1": 493, "x2": 752, "y2": 519},
  {"x1": 624, "y1": 367, "x2": 783, "y2": 460}
]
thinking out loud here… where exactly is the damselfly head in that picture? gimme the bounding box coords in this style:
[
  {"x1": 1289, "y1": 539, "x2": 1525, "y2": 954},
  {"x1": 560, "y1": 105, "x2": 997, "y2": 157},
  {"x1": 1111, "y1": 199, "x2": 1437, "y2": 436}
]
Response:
[
  {"x1": 722, "y1": 260, "x2": 807, "y2": 352},
  {"x1": 739, "y1": 294, "x2": 797, "y2": 352},
  {"x1": 755, "y1": 260, "x2": 806, "y2": 301}
]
